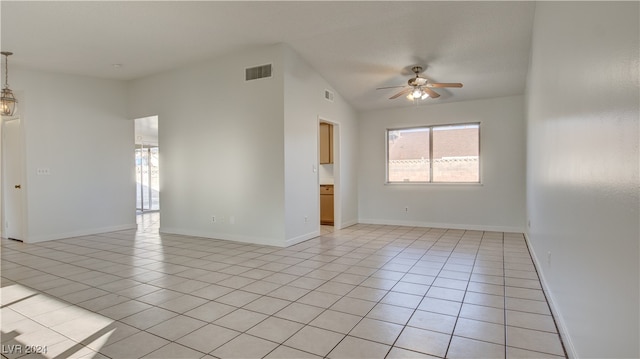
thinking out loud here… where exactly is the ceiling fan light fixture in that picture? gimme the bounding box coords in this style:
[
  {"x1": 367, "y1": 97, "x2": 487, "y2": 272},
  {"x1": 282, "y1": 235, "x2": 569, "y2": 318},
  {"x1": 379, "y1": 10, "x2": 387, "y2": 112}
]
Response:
[
  {"x1": 1, "y1": 51, "x2": 17, "y2": 117},
  {"x1": 421, "y1": 92, "x2": 429, "y2": 100},
  {"x1": 412, "y1": 88, "x2": 422, "y2": 99}
]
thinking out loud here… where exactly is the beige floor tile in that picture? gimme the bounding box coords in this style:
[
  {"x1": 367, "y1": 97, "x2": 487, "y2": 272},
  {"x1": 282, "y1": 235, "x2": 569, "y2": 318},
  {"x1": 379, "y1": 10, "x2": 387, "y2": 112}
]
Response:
[
  {"x1": 240, "y1": 280, "x2": 282, "y2": 295},
  {"x1": 506, "y1": 346, "x2": 566, "y2": 358},
  {"x1": 81, "y1": 321, "x2": 141, "y2": 351},
  {"x1": 349, "y1": 317, "x2": 403, "y2": 345},
  {"x1": 211, "y1": 333, "x2": 279, "y2": 358},
  {"x1": 48, "y1": 312, "x2": 113, "y2": 342},
  {"x1": 459, "y1": 303, "x2": 505, "y2": 324},
  {"x1": 120, "y1": 307, "x2": 177, "y2": 330},
  {"x1": 267, "y1": 285, "x2": 310, "y2": 301},
  {"x1": 274, "y1": 302, "x2": 325, "y2": 324},
  {"x1": 391, "y1": 281, "x2": 430, "y2": 296},
  {"x1": 395, "y1": 326, "x2": 451, "y2": 357},
  {"x1": 454, "y1": 317, "x2": 505, "y2": 345},
  {"x1": 184, "y1": 300, "x2": 236, "y2": 322},
  {"x1": 264, "y1": 345, "x2": 322, "y2": 358},
  {"x1": 345, "y1": 286, "x2": 388, "y2": 301},
  {"x1": 464, "y1": 291, "x2": 505, "y2": 309},
  {"x1": 426, "y1": 286, "x2": 466, "y2": 302},
  {"x1": 418, "y1": 297, "x2": 462, "y2": 316},
  {"x1": 175, "y1": 324, "x2": 240, "y2": 353},
  {"x1": 142, "y1": 343, "x2": 204, "y2": 359},
  {"x1": 213, "y1": 308, "x2": 268, "y2": 331},
  {"x1": 447, "y1": 335, "x2": 505, "y2": 359},
  {"x1": 215, "y1": 290, "x2": 261, "y2": 307},
  {"x1": 284, "y1": 326, "x2": 345, "y2": 357},
  {"x1": 156, "y1": 294, "x2": 208, "y2": 313},
  {"x1": 315, "y1": 281, "x2": 355, "y2": 296},
  {"x1": 506, "y1": 297, "x2": 552, "y2": 315},
  {"x1": 366, "y1": 303, "x2": 415, "y2": 325},
  {"x1": 408, "y1": 310, "x2": 457, "y2": 334},
  {"x1": 386, "y1": 347, "x2": 441, "y2": 359},
  {"x1": 288, "y1": 276, "x2": 327, "y2": 289},
  {"x1": 100, "y1": 331, "x2": 169, "y2": 358},
  {"x1": 381, "y1": 291, "x2": 423, "y2": 308},
  {"x1": 330, "y1": 296, "x2": 377, "y2": 316},
  {"x1": 297, "y1": 290, "x2": 342, "y2": 308},
  {"x1": 247, "y1": 316, "x2": 304, "y2": 343},
  {"x1": 309, "y1": 309, "x2": 362, "y2": 334},
  {"x1": 243, "y1": 296, "x2": 291, "y2": 315},
  {"x1": 97, "y1": 299, "x2": 152, "y2": 320},
  {"x1": 507, "y1": 326, "x2": 565, "y2": 356},
  {"x1": 360, "y1": 277, "x2": 398, "y2": 290},
  {"x1": 146, "y1": 314, "x2": 207, "y2": 341},
  {"x1": 507, "y1": 310, "x2": 557, "y2": 332},
  {"x1": 328, "y1": 335, "x2": 390, "y2": 358}
]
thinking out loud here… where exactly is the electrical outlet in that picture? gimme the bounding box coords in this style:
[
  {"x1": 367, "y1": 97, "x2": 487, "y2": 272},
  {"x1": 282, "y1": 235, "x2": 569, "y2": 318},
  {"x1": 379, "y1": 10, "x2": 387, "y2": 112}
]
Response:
[
  {"x1": 36, "y1": 168, "x2": 50, "y2": 175},
  {"x1": 212, "y1": 216, "x2": 216, "y2": 223},
  {"x1": 547, "y1": 251, "x2": 552, "y2": 266},
  {"x1": 404, "y1": 207, "x2": 409, "y2": 212},
  {"x1": 304, "y1": 216, "x2": 308, "y2": 223}
]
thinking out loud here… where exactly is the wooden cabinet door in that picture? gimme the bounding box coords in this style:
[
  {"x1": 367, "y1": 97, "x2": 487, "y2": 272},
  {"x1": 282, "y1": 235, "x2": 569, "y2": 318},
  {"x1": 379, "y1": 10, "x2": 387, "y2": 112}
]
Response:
[
  {"x1": 320, "y1": 193, "x2": 334, "y2": 225},
  {"x1": 320, "y1": 122, "x2": 333, "y2": 164}
]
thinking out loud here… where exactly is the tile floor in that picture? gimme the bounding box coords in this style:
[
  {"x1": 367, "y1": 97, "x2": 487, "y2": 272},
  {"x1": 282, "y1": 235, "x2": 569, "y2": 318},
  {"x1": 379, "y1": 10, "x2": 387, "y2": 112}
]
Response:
[{"x1": 1, "y1": 213, "x2": 566, "y2": 358}]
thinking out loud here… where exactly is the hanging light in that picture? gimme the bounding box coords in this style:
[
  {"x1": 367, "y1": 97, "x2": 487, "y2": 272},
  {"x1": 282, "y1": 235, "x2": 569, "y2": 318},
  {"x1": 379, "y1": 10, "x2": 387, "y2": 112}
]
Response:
[
  {"x1": 1, "y1": 51, "x2": 18, "y2": 117},
  {"x1": 407, "y1": 86, "x2": 429, "y2": 101}
]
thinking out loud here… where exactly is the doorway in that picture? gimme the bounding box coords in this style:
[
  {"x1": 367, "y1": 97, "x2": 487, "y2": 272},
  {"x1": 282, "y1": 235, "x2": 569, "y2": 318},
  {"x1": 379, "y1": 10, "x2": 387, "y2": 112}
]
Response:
[
  {"x1": 318, "y1": 119, "x2": 340, "y2": 230},
  {"x1": 134, "y1": 116, "x2": 159, "y2": 213},
  {"x1": 1, "y1": 118, "x2": 24, "y2": 240}
]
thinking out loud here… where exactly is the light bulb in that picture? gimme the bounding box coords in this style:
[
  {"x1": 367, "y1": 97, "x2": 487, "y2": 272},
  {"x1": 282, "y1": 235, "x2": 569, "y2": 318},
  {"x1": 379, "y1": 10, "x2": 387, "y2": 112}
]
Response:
[
  {"x1": 412, "y1": 88, "x2": 422, "y2": 98},
  {"x1": 421, "y1": 93, "x2": 429, "y2": 100}
]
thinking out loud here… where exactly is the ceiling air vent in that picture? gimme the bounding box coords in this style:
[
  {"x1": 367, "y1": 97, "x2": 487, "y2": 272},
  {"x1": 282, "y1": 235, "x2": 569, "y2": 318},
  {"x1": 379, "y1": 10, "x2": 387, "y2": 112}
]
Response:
[
  {"x1": 324, "y1": 89, "x2": 335, "y2": 102},
  {"x1": 245, "y1": 64, "x2": 272, "y2": 81}
]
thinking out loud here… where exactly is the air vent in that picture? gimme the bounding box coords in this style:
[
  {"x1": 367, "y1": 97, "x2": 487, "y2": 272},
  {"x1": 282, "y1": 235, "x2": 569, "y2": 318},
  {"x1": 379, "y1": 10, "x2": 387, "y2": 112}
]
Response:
[
  {"x1": 324, "y1": 89, "x2": 335, "y2": 102},
  {"x1": 245, "y1": 64, "x2": 272, "y2": 81}
]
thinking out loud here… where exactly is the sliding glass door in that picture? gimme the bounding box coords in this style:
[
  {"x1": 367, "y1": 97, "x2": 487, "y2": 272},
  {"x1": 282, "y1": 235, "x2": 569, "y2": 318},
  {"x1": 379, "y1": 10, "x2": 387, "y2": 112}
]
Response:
[{"x1": 135, "y1": 145, "x2": 160, "y2": 212}]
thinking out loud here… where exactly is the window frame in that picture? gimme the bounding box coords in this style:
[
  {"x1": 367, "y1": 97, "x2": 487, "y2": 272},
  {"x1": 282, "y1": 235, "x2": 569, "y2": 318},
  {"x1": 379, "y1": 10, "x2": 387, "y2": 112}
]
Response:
[{"x1": 385, "y1": 122, "x2": 481, "y2": 184}]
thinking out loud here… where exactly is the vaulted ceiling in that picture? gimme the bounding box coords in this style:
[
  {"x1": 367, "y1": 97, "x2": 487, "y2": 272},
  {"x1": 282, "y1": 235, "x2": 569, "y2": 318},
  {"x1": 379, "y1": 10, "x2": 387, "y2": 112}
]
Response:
[{"x1": 1, "y1": 1, "x2": 536, "y2": 111}]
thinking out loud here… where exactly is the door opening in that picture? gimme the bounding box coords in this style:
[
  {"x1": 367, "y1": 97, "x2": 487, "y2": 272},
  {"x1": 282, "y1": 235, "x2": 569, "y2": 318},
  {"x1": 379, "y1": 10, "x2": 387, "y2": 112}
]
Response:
[
  {"x1": 134, "y1": 116, "x2": 159, "y2": 213},
  {"x1": 318, "y1": 119, "x2": 340, "y2": 229}
]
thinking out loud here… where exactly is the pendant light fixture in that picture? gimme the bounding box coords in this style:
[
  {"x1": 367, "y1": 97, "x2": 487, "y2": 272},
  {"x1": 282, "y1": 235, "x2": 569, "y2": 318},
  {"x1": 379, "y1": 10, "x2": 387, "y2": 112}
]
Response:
[{"x1": 1, "y1": 51, "x2": 18, "y2": 117}]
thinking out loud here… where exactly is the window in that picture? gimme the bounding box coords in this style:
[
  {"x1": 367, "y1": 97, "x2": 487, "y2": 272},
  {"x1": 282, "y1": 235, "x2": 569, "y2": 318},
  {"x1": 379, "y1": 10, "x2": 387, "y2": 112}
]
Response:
[{"x1": 387, "y1": 123, "x2": 480, "y2": 183}]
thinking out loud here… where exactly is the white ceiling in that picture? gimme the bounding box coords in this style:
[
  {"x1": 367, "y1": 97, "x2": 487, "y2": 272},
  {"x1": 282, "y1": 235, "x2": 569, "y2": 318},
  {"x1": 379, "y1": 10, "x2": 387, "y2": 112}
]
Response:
[{"x1": 1, "y1": 1, "x2": 536, "y2": 111}]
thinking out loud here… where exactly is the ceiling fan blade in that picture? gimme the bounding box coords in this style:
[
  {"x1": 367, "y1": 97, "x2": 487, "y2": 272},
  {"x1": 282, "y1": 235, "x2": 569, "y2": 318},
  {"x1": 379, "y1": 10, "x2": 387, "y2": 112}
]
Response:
[
  {"x1": 390, "y1": 88, "x2": 412, "y2": 99},
  {"x1": 376, "y1": 85, "x2": 406, "y2": 90},
  {"x1": 423, "y1": 87, "x2": 441, "y2": 98},
  {"x1": 427, "y1": 83, "x2": 463, "y2": 88}
]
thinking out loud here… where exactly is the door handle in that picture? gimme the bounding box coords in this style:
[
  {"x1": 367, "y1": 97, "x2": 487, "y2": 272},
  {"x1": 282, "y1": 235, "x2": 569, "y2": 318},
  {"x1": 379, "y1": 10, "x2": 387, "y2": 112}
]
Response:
[{"x1": 14, "y1": 184, "x2": 21, "y2": 189}]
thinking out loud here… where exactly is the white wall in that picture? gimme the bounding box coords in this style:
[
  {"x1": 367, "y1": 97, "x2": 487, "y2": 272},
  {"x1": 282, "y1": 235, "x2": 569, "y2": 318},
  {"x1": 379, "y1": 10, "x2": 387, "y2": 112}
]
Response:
[
  {"x1": 128, "y1": 45, "x2": 287, "y2": 246},
  {"x1": 358, "y1": 95, "x2": 526, "y2": 232},
  {"x1": 282, "y1": 45, "x2": 359, "y2": 245},
  {"x1": 10, "y1": 69, "x2": 135, "y2": 242},
  {"x1": 526, "y1": 2, "x2": 639, "y2": 358}
]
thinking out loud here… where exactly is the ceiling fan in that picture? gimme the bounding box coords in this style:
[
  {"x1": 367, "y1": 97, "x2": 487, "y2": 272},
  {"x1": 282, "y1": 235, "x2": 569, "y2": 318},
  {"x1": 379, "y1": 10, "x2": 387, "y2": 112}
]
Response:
[{"x1": 377, "y1": 66, "x2": 463, "y2": 100}]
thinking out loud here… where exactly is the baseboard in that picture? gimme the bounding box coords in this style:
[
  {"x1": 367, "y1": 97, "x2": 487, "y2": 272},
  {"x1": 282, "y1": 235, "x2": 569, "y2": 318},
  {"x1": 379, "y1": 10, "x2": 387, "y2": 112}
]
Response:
[
  {"x1": 160, "y1": 227, "x2": 286, "y2": 247},
  {"x1": 358, "y1": 218, "x2": 524, "y2": 233},
  {"x1": 338, "y1": 218, "x2": 358, "y2": 229},
  {"x1": 285, "y1": 230, "x2": 321, "y2": 247},
  {"x1": 26, "y1": 223, "x2": 137, "y2": 243},
  {"x1": 524, "y1": 232, "x2": 576, "y2": 359}
]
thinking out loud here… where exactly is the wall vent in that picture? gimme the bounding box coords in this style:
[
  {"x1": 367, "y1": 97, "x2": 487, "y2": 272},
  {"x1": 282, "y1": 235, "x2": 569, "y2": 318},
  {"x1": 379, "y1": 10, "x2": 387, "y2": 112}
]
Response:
[
  {"x1": 245, "y1": 64, "x2": 272, "y2": 81},
  {"x1": 324, "y1": 89, "x2": 335, "y2": 102}
]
